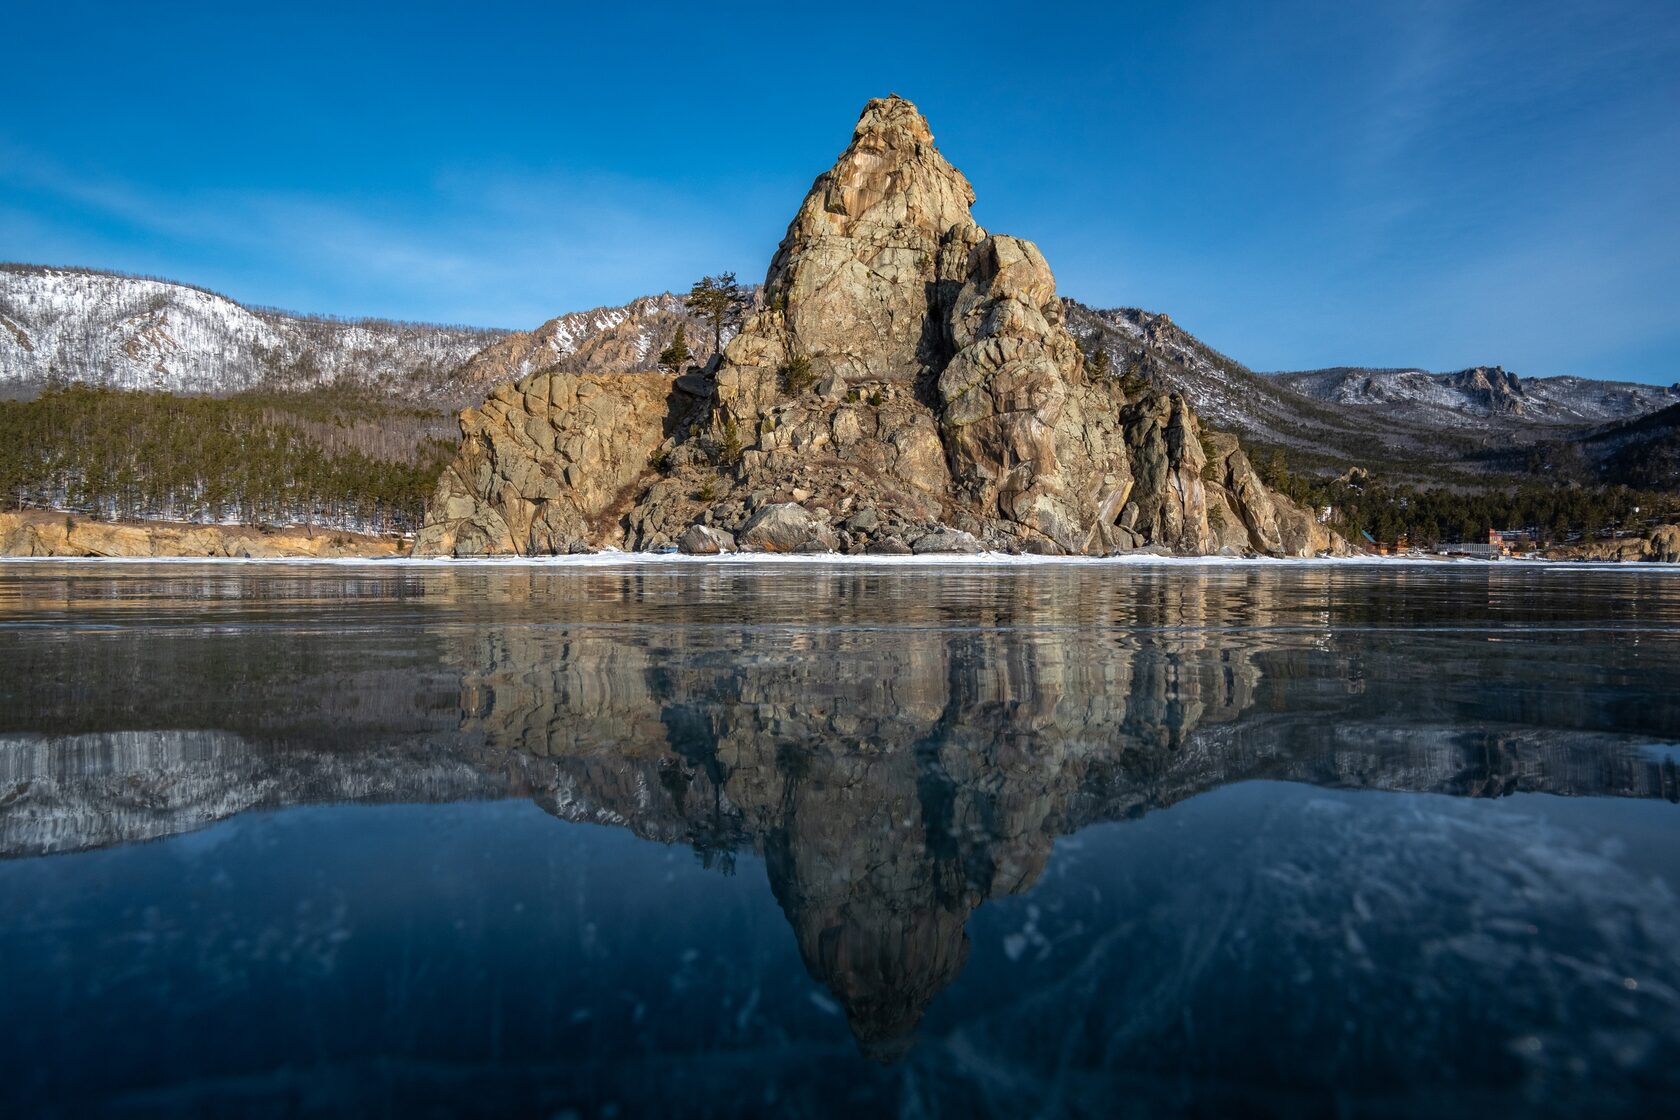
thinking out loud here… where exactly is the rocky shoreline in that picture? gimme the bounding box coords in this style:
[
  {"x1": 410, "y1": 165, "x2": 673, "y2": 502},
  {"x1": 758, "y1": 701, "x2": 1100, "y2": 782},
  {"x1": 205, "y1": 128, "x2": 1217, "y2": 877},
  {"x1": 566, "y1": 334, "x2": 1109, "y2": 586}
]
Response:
[
  {"x1": 5, "y1": 509, "x2": 1675, "y2": 564},
  {"x1": 0, "y1": 510, "x2": 405, "y2": 559},
  {"x1": 3, "y1": 503, "x2": 1678, "y2": 564},
  {"x1": 1540, "y1": 525, "x2": 1680, "y2": 563}
]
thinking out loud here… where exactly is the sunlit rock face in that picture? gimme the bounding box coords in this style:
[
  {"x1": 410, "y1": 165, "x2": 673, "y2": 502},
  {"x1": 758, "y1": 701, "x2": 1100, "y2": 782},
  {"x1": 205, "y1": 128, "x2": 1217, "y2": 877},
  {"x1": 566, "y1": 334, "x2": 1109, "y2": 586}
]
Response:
[
  {"x1": 414, "y1": 371, "x2": 702, "y2": 556},
  {"x1": 415, "y1": 97, "x2": 1344, "y2": 558},
  {"x1": 0, "y1": 512, "x2": 403, "y2": 559},
  {"x1": 760, "y1": 94, "x2": 983, "y2": 384}
]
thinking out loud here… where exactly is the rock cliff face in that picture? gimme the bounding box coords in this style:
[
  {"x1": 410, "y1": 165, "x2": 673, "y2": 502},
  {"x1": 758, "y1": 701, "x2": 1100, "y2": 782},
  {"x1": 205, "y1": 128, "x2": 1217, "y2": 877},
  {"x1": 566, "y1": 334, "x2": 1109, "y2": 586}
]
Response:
[
  {"x1": 415, "y1": 97, "x2": 1341, "y2": 558},
  {"x1": 1653, "y1": 525, "x2": 1680, "y2": 563},
  {"x1": 0, "y1": 511, "x2": 403, "y2": 558},
  {"x1": 414, "y1": 371, "x2": 702, "y2": 557},
  {"x1": 1541, "y1": 523, "x2": 1680, "y2": 563}
]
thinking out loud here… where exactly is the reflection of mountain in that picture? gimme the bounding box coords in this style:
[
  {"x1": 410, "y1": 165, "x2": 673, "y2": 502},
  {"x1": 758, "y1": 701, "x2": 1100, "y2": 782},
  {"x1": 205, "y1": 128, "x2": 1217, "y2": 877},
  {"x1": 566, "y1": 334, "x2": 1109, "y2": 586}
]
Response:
[{"x1": 3, "y1": 565, "x2": 1677, "y2": 1057}]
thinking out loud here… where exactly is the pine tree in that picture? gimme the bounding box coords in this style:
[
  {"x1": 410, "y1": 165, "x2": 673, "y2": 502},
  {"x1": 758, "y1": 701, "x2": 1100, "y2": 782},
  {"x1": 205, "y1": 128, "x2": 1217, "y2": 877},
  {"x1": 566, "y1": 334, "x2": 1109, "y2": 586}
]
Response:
[
  {"x1": 658, "y1": 326, "x2": 693, "y2": 375},
  {"x1": 685, "y1": 273, "x2": 748, "y2": 353},
  {"x1": 1087, "y1": 343, "x2": 1112, "y2": 378}
]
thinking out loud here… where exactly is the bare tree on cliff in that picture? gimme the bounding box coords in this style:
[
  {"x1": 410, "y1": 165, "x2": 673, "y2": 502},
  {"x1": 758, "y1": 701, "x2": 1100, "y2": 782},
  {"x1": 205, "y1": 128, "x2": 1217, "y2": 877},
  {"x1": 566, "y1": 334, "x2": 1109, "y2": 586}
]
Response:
[
  {"x1": 658, "y1": 325, "x2": 693, "y2": 375},
  {"x1": 685, "y1": 273, "x2": 748, "y2": 355}
]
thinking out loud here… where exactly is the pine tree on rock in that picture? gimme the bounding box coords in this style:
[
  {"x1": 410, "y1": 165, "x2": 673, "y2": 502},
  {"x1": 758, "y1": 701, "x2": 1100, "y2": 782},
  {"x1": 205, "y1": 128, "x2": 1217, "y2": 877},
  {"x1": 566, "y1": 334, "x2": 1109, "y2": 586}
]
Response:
[
  {"x1": 658, "y1": 325, "x2": 693, "y2": 375},
  {"x1": 1086, "y1": 343, "x2": 1112, "y2": 378},
  {"x1": 685, "y1": 273, "x2": 748, "y2": 354}
]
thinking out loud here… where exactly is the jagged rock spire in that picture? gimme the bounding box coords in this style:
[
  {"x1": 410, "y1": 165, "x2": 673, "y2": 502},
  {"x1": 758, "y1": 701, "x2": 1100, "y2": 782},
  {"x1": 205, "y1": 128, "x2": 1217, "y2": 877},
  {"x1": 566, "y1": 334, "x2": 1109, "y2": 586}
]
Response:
[
  {"x1": 760, "y1": 94, "x2": 984, "y2": 382},
  {"x1": 716, "y1": 94, "x2": 1124, "y2": 550},
  {"x1": 415, "y1": 96, "x2": 1345, "y2": 560}
]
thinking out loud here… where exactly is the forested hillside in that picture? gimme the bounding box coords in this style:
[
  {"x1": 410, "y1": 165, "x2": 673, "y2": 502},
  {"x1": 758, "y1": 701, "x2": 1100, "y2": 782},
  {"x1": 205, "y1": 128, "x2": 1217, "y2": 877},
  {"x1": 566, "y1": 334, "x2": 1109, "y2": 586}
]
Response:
[
  {"x1": 1256, "y1": 450, "x2": 1678, "y2": 548},
  {"x1": 0, "y1": 385, "x2": 454, "y2": 532}
]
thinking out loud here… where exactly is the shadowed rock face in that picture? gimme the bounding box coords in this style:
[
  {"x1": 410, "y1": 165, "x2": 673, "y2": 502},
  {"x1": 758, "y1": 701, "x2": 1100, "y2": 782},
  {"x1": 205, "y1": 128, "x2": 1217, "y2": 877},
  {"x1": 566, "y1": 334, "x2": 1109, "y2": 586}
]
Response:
[
  {"x1": 416, "y1": 97, "x2": 1342, "y2": 559},
  {"x1": 6, "y1": 565, "x2": 1676, "y2": 1056}
]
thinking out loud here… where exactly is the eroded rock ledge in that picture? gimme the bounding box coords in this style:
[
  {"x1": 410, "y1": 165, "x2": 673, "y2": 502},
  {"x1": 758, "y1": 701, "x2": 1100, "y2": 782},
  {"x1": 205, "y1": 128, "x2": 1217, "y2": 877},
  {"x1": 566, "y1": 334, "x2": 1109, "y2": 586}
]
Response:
[
  {"x1": 416, "y1": 96, "x2": 1342, "y2": 559},
  {"x1": 0, "y1": 511, "x2": 403, "y2": 559}
]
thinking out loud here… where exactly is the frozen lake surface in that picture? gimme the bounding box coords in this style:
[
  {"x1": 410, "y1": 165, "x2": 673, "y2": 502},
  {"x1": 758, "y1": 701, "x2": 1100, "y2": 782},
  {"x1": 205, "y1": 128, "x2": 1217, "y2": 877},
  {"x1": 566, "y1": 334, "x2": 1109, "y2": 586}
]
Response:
[{"x1": 1, "y1": 561, "x2": 1677, "y2": 1117}]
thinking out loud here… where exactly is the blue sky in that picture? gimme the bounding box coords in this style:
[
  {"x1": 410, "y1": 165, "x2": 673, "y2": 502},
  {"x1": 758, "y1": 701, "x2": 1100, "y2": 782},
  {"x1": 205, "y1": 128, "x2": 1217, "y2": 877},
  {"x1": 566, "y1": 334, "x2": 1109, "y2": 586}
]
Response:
[{"x1": 3, "y1": 0, "x2": 1676, "y2": 382}]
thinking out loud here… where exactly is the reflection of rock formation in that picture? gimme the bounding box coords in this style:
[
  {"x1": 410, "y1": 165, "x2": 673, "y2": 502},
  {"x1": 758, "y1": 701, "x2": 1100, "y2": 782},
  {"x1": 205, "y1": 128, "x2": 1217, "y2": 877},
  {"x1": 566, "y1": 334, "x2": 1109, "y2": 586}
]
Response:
[
  {"x1": 455, "y1": 609, "x2": 1678, "y2": 1054},
  {"x1": 436, "y1": 571, "x2": 1283, "y2": 1052},
  {"x1": 3, "y1": 566, "x2": 1677, "y2": 1055}
]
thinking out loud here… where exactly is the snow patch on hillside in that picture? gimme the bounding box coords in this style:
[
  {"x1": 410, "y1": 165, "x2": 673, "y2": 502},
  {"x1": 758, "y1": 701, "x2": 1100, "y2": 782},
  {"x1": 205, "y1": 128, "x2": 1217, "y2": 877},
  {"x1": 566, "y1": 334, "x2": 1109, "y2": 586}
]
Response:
[
  {"x1": 0, "y1": 265, "x2": 507, "y2": 396},
  {"x1": 1275, "y1": 365, "x2": 1679, "y2": 427}
]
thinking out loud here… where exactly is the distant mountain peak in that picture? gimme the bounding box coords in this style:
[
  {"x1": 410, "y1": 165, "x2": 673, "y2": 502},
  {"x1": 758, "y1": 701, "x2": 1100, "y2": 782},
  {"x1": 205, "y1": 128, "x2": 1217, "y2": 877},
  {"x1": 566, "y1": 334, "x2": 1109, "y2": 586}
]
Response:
[{"x1": 1272, "y1": 362, "x2": 1676, "y2": 426}]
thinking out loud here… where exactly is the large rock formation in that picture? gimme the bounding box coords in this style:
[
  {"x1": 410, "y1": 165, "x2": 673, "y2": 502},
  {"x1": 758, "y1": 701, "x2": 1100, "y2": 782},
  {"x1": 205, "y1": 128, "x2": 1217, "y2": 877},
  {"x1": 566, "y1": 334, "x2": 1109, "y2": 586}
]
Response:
[
  {"x1": 1651, "y1": 524, "x2": 1680, "y2": 563},
  {"x1": 415, "y1": 96, "x2": 1341, "y2": 558}
]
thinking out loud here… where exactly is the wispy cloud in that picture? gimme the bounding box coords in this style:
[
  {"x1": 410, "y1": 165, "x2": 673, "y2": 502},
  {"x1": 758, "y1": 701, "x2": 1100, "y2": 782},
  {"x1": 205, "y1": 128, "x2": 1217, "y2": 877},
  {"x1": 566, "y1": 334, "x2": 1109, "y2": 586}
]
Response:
[{"x1": 0, "y1": 143, "x2": 773, "y2": 327}]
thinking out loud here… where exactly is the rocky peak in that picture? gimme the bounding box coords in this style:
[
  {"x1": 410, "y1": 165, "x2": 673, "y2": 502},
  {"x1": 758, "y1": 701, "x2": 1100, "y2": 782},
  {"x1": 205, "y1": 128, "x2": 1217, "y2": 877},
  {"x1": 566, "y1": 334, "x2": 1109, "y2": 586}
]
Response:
[
  {"x1": 1452, "y1": 364, "x2": 1528, "y2": 415},
  {"x1": 415, "y1": 98, "x2": 1344, "y2": 560},
  {"x1": 1461, "y1": 364, "x2": 1521, "y2": 390},
  {"x1": 784, "y1": 95, "x2": 975, "y2": 243},
  {"x1": 762, "y1": 94, "x2": 984, "y2": 383}
]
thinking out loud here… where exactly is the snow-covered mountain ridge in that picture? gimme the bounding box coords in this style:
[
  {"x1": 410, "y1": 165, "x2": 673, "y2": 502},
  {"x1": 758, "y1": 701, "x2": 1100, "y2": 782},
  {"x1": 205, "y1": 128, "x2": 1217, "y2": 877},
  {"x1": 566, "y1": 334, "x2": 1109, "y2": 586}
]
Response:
[
  {"x1": 0, "y1": 264, "x2": 508, "y2": 398},
  {"x1": 1273, "y1": 364, "x2": 1679, "y2": 426},
  {"x1": 1066, "y1": 301, "x2": 1679, "y2": 481}
]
